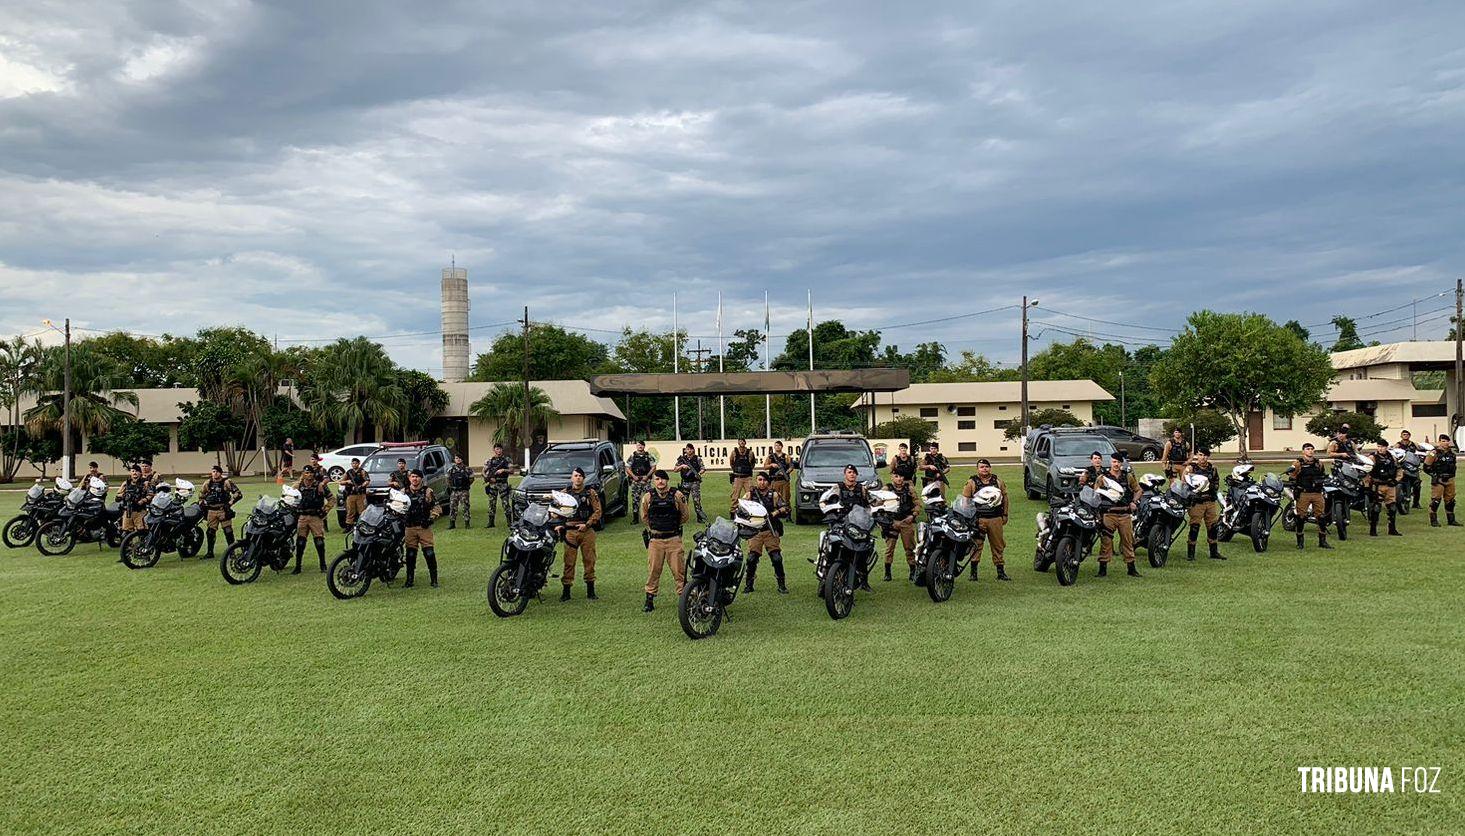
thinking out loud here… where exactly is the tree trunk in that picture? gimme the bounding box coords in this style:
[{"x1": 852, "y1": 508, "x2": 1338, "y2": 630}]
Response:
[{"x1": 1231, "y1": 414, "x2": 1247, "y2": 461}]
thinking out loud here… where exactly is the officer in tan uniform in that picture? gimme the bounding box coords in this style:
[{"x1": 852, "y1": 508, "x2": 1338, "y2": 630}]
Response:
[
  {"x1": 880, "y1": 471, "x2": 919, "y2": 583},
  {"x1": 762, "y1": 441, "x2": 793, "y2": 509},
  {"x1": 292, "y1": 469, "x2": 334, "y2": 574},
  {"x1": 559, "y1": 467, "x2": 602, "y2": 601},
  {"x1": 1283, "y1": 443, "x2": 1332, "y2": 549},
  {"x1": 199, "y1": 464, "x2": 243, "y2": 559},
  {"x1": 1425, "y1": 434, "x2": 1458, "y2": 527},
  {"x1": 961, "y1": 458, "x2": 1011, "y2": 582},
  {"x1": 640, "y1": 469, "x2": 689, "y2": 612},
  {"x1": 742, "y1": 471, "x2": 788, "y2": 594},
  {"x1": 1095, "y1": 453, "x2": 1143, "y2": 577},
  {"x1": 117, "y1": 464, "x2": 150, "y2": 535},
  {"x1": 728, "y1": 439, "x2": 756, "y2": 515},
  {"x1": 403, "y1": 469, "x2": 441, "y2": 588},
  {"x1": 1182, "y1": 447, "x2": 1224, "y2": 561},
  {"x1": 338, "y1": 458, "x2": 369, "y2": 530}
]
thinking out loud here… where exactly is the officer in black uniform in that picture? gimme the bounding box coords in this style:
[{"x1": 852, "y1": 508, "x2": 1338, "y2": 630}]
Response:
[
  {"x1": 920, "y1": 443, "x2": 950, "y2": 493},
  {"x1": 762, "y1": 440, "x2": 793, "y2": 509},
  {"x1": 625, "y1": 440, "x2": 655, "y2": 524},
  {"x1": 1365, "y1": 439, "x2": 1402, "y2": 537},
  {"x1": 292, "y1": 470, "x2": 334, "y2": 574},
  {"x1": 728, "y1": 439, "x2": 756, "y2": 516},
  {"x1": 482, "y1": 443, "x2": 516, "y2": 528},
  {"x1": 827, "y1": 465, "x2": 874, "y2": 591},
  {"x1": 446, "y1": 454, "x2": 474, "y2": 529},
  {"x1": 199, "y1": 465, "x2": 243, "y2": 559},
  {"x1": 674, "y1": 443, "x2": 707, "y2": 524},
  {"x1": 1425, "y1": 434, "x2": 1458, "y2": 526},
  {"x1": 1283, "y1": 443, "x2": 1331, "y2": 549}
]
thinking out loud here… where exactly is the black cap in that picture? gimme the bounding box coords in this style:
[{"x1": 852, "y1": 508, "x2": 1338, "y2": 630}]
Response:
[
  {"x1": 1197, "y1": 446, "x2": 1211, "y2": 455},
  {"x1": 1111, "y1": 453, "x2": 1124, "y2": 462},
  {"x1": 493, "y1": 442, "x2": 503, "y2": 449},
  {"x1": 128, "y1": 464, "x2": 141, "y2": 472},
  {"x1": 756, "y1": 470, "x2": 771, "y2": 481},
  {"x1": 572, "y1": 466, "x2": 585, "y2": 477},
  {"x1": 652, "y1": 469, "x2": 668, "y2": 480},
  {"x1": 977, "y1": 458, "x2": 991, "y2": 466},
  {"x1": 409, "y1": 469, "x2": 424, "y2": 478},
  {"x1": 350, "y1": 457, "x2": 360, "y2": 464},
  {"x1": 845, "y1": 464, "x2": 859, "y2": 474},
  {"x1": 1441, "y1": 434, "x2": 1452, "y2": 441},
  {"x1": 88, "y1": 461, "x2": 99, "y2": 468},
  {"x1": 1339, "y1": 424, "x2": 1350, "y2": 432},
  {"x1": 1302, "y1": 443, "x2": 1315, "y2": 450},
  {"x1": 211, "y1": 464, "x2": 222, "y2": 472}
]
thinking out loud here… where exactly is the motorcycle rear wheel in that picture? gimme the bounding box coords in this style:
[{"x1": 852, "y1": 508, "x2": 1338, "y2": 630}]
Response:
[
  {"x1": 3, "y1": 515, "x2": 38, "y2": 549},
  {"x1": 119, "y1": 531, "x2": 161, "y2": 569},
  {"x1": 1250, "y1": 511, "x2": 1268, "y2": 553},
  {"x1": 1333, "y1": 503, "x2": 1349, "y2": 540},
  {"x1": 1147, "y1": 526, "x2": 1169, "y2": 568},
  {"x1": 486, "y1": 563, "x2": 529, "y2": 618},
  {"x1": 678, "y1": 578, "x2": 723, "y2": 639},
  {"x1": 824, "y1": 562, "x2": 854, "y2": 620},
  {"x1": 925, "y1": 551, "x2": 954, "y2": 603},
  {"x1": 35, "y1": 521, "x2": 75, "y2": 556},
  {"x1": 327, "y1": 553, "x2": 371, "y2": 599},
  {"x1": 1396, "y1": 484, "x2": 1412, "y2": 516},
  {"x1": 1054, "y1": 536, "x2": 1079, "y2": 586},
  {"x1": 221, "y1": 541, "x2": 262, "y2": 585}
]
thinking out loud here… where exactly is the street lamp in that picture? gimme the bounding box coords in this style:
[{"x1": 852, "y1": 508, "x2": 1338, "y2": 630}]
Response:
[{"x1": 41, "y1": 318, "x2": 72, "y2": 482}]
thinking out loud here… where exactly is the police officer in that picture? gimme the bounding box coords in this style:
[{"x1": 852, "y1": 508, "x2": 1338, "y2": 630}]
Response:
[
  {"x1": 920, "y1": 442, "x2": 950, "y2": 492},
  {"x1": 1095, "y1": 453, "x2": 1143, "y2": 577},
  {"x1": 881, "y1": 470, "x2": 919, "y2": 583},
  {"x1": 559, "y1": 467, "x2": 602, "y2": 601},
  {"x1": 762, "y1": 440, "x2": 793, "y2": 509},
  {"x1": 117, "y1": 463, "x2": 149, "y2": 538},
  {"x1": 625, "y1": 440, "x2": 655, "y2": 524},
  {"x1": 482, "y1": 443, "x2": 516, "y2": 528},
  {"x1": 640, "y1": 469, "x2": 688, "y2": 612},
  {"x1": 728, "y1": 438, "x2": 756, "y2": 515},
  {"x1": 1161, "y1": 428, "x2": 1190, "y2": 482},
  {"x1": 1326, "y1": 424, "x2": 1355, "y2": 466},
  {"x1": 138, "y1": 461, "x2": 162, "y2": 495},
  {"x1": 387, "y1": 458, "x2": 410, "y2": 491},
  {"x1": 403, "y1": 469, "x2": 441, "y2": 588},
  {"x1": 199, "y1": 464, "x2": 243, "y2": 559},
  {"x1": 292, "y1": 469, "x2": 334, "y2": 574},
  {"x1": 84, "y1": 461, "x2": 108, "y2": 491},
  {"x1": 828, "y1": 465, "x2": 874, "y2": 591},
  {"x1": 1395, "y1": 430, "x2": 1423, "y2": 510},
  {"x1": 446, "y1": 454, "x2": 474, "y2": 529},
  {"x1": 1182, "y1": 447, "x2": 1223, "y2": 561},
  {"x1": 302, "y1": 454, "x2": 331, "y2": 531},
  {"x1": 1077, "y1": 451, "x2": 1105, "y2": 487},
  {"x1": 338, "y1": 458, "x2": 369, "y2": 530},
  {"x1": 889, "y1": 443, "x2": 917, "y2": 482},
  {"x1": 742, "y1": 471, "x2": 788, "y2": 594},
  {"x1": 1284, "y1": 443, "x2": 1332, "y2": 549},
  {"x1": 1365, "y1": 438, "x2": 1402, "y2": 537},
  {"x1": 961, "y1": 458, "x2": 1011, "y2": 582},
  {"x1": 1425, "y1": 434, "x2": 1458, "y2": 527},
  {"x1": 674, "y1": 443, "x2": 707, "y2": 524}
]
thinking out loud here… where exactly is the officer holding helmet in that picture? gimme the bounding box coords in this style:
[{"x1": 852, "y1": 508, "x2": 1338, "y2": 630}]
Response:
[
  {"x1": 292, "y1": 469, "x2": 334, "y2": 574},
  {"x1": 559, "y1": 467, "x2": 602, "y2": 601},
  {"x1": 640, "y1": 469, "x2": 688, "y2": 612},
  {"x1": 961, "y1": 458, "x2": 1010, "y2": 582},
  {"x1": 880, "y1": 470, "x2": 919, "y2": 583},
  {"x1": 1182, "y1": 447, "x2": 1223, "y2": 561},
  {"x1": 1094, "y1": 453, "x2": 1143, "y2": 577},
  {"x1": 742, "y1": 471, "x2": 788, "y2": 594}
]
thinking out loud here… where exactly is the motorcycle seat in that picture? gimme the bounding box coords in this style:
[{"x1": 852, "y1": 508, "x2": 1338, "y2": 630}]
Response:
[{"x1": 183, "y1": 505, "x2": 204, "y2": 522}]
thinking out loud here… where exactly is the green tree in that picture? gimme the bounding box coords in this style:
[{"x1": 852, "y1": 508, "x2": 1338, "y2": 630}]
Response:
[
  {"x1": 469, "y1": 383, "x2": 559, "y2": 451},
  {"x1": 299, "y1": 337, "x2": 406, "y2": 444},
  {"x1": 1163, "y1": 410, "x2": 1239, "y2": 452},
  {"x1": 1151, "y1": 311, "x2": 1334, "y2": 458},
  {"x1": 177, "y1": 400, "x2": 244, "y2": 466},
  {"x1": 875, "y1": 415, "x2": 940, "y2": 448},
  {"x1": 1329, "y1": 316, "x2": 1365, "y2": 352},
  {"x1": 82, "y1": 331, "x2": 196, "y2": 388},
  {"x1": 397, "y1": 369, "x2": 449, "y2": 440},
  {"x1": 1305, "y1": 411, "x2": 1387, "y2": 445},
  {"x1": 260, "y1": 396, "x2": 321, "y2": 451},
  {"x1": 772, "y1": 321, "x2": 879, "y2": 433},
  {"x1": 470, "y1": 324, "x2": 609, "y2": 381},
  {"x1": 1, "y1": 429, "x2": 61, "y2": 478},
  {"x1": 926, "y1": 351, "x2": 1016, "y2": 383},
  {"x1": 718, "y1": 329, "x2": 764, "y2": 373},
  {"x1": 1024, "y1": 338, "x2": 1163, "y2": 426},
  {"x1": 0, "y1": 336, "x2": 44, "y2": 481},
  {"x1": 89, "y1": 417, "x2": 170, "y2": 464},
  {"x1": 23, "y1": 343, "x2": 141, "y2": 477},
  {"x1": 1004, "y1": 407, "x2": 1082, "y2": 440},
  {"x1": 881, "y1": 342, "x2": 947, "y2": 383},
  {"x1": 1282, "y1": 320, "x2": 1311, "y2": 343}
]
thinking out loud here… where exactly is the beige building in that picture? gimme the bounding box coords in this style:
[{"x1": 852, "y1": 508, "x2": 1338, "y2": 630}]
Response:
[
  {"x1": 852, "y1": 381, "x2": 1115, "y2": 458},
  {"x1": 438, "y1": 380, "x2": 624, "y2": 464}
]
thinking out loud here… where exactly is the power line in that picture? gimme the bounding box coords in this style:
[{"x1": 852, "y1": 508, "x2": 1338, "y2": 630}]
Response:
[
  {"x1": 1034, "y1": 306, "x2": 1178, "y2": 334},
  {"x1": 1302, "y1": 289, "x2": 1453, "y2": 330}
]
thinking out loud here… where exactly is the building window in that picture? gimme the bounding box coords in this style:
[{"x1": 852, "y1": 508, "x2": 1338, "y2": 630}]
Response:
[
  {"x1": 994, "y1": 420, "x2": 1012, "y2": 430},
  {"x1": 919, "y1": 407, "x2": 938, "y2": 418},
  {"x1": 998, "y1": 405, "x2": 1007, "y2": 411},
  {"x1": 1413, "y1": 403, "x2": 1448, "y2": 418},
  {"x1": 891, "y1": 407, "x2": 899, "y2": 414},
  {"x1": 926, "y1": 419, "x2": 938, "y2": 428},
  {"x1": 1062, "y1": 404, "x2": 1071, "y2": 410},
  {"x1": 956, "y1": 406, "x2": 975, "y2": 417},
  {"x1": 1272, "y1": 414, "x2": 1292, "y2": 430},
  {"x1": 999, "y1": 446, "x2": 1008, "y2": 452},
  {"x1": 958, "y1": 442, "x2": 977, "y2": 452},
  {"x1": 958, "y1": 420, "x2": 975, "y2": 430}
]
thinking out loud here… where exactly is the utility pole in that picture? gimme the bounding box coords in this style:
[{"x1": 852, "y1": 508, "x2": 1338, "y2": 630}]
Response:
[
  {"x1": 691, "y1": 340, "x2": 711, "y2": 440},
  {"x1": 62, "y1": 318, "x2": 72, "y2": 482},
  {"x1": 673, "y1": 293, "x2": 681, "y2": 441},
  {"x1": 1120, "y1": 371, "x2": 1126, "y2": 429},
  {"x1": 521, "y1": 306, "x2": 531, "y2": 468},
  {"x1": 1020, "y1": 297, "x2": 1038, "y2": 436},
  {"x1": 807, "y1": 290, "x2": 815, "y2": 435},
  {"x1": 1455, "y1": 278, "x2": 1463, "y2": 432}
]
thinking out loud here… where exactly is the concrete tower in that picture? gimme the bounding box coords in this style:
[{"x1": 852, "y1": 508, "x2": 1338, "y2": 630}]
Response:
[{"x1": 441, "y1": 263, "x2": 470, "y2": 382}]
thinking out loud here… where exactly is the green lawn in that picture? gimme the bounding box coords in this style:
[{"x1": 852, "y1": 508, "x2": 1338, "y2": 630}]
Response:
[{"x1": 0, "y1": 467, "x2": 1460, "y2": 834}]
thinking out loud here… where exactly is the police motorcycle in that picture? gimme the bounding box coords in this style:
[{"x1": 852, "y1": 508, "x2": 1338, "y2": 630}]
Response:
[
  {"x1": 812, "y1": 488, "x2": 879, "y2": 621},
  {"x1": 220, "y1": 488, "x2": 301, "y2": 585},
  {"x1": 1216, "y1": 463, "x2": 1285, "y2": 553},
  {"x1": 678, "y1": 499, "x2": 769, "y2": 639},
  {"x1": 119, "y1": 479, "x2": 206, "y2": 568},
  {"x1": 35, "y1": 477, "x2": 124, "y2": 556},
  {"x1": 1395, "y1": 447, "x2": 1423, "y2": 516},
  {"x1": 3, "y1": 477, "x2": 67, "y2": 549},
  {"x1": 1033, "y1": 485, "x2": 1104, "y2": 586},
  {"x1": 1134, "y1": 474, "x2": 1188, "y2": 567},
  {"x1": 327, "y1": 489, "x2": 409, "y2": 599},
  {"x1": 486, "y1": 491, "x2": 574, "y2": 618},
  {"x1": 1324, "y1": 453, "x2": 1373, "y2": 541},
  {"x1": 916, "y1": 485, "x2": 981, "y2": 603}
]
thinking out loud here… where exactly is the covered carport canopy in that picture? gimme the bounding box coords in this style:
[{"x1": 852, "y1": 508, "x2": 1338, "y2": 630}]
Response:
[{"x1": 588, "y1": 369, "x2": 910, "y2": 397}]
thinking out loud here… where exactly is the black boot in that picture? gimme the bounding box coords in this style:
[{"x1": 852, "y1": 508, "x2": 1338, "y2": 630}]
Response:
[
  {"x1": 448, "y1": 520, "x2": 456, "y2": 530},
  {"x1": 1318, "y1": 529, "x2": 1333, "y2": 549},
  {"x1": 907, "y1": 564, "x2": 918, "y2": 583},
  {"x1": 205, "y1": 529, "x2": 216, "y2": 559},
  {"x1": 968, "y1": 562, "x2": 979, "y2": 582},
  {"x1": 1388, "y1": 510, "x2": 1401, "y2": 536},
  {"x1": 1098, "y1": 562, "x2": 1108, "y2": 577},
  {"x1": 560, "y1": 584, "x2": 571, "y2": 601},
  {"x1": 292, "y1": 538, "x2": 306, "y2": 574},
  {"x1": 858, "y1": 570, "x2": 873, "y2": 592},
  {"x1": 223, "y1": 529, "x2": 235, "y2": 547},
  {"x1": 1296, "y1": 532, "x2": 1305, "y2": 550},
  {"x1": 1430, "y1": 505, "x2": 1440, "y2": 527},
  {"x1": 404, "y1": 548, "x2": 418, "y2": 588},
  {"x1": 996, "y1": 565, "x2": 1010, "y2": 581},
  {"x1": 744, "y1": 557, "x2": 758, "y2": 593},
  {"x1": 883, "y1": 563, "x2": 892, "y2": 582},
  {"x1": 424, "y1": 548, "x2": 439, "y2": 587},
  {"x1": 586, "y1": 581, "x2": 597, "y2": 600},
  {"x1": 1209, "y1": 542, "x2": 1225, "y2": 560},
  {"x1": 642, "y1": 593, "x2": 654, "y2": 613},
  {"x1": 1127, "y1": 563, "x2": 1142, "y2": 577},
  {"x1": 1187, "y1": 542, "x2": 1196, "y2": 561},
  {"x1": 315, "y1": 537, "x2": 327, "y2": 572},
  {"x1": 771, "y1": 552, "x2": 788, "y2": 594},
  {"x1": 1449, "y1": 504, "x2": 1461, "y2": 526},
  {"x1": 1368, "y1": 512, "x2": 1378, "y2": 537}
]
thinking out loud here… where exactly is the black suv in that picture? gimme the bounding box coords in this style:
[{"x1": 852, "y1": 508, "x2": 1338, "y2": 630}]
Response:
[
  {"x1": 792, "y1": 432, "x2": 886, "y2": 525},
  {"x1": 1022, "y1": 427, "x2": 1117, "y2": 501},
  {"x1": 514, "y1": 440, "x2": 628, "y2": 528},
  {"x1": 361, "y1": 442, "x2": 452, "y2": 512}
]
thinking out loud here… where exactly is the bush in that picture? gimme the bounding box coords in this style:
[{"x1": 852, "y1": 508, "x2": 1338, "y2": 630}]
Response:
[
  {"x1": 89, "y1": 418, "x2": 170, "y2": 465},
  {"x1": 874, "y1": 415, "x2": 940, "y2": 449},
  {"x1": 1305, "y1": 411, "x2": 1387, "y2": 445},
  {"x1": 1004, "y1": 408, "x2": 1082, "y2": 440},
  {"x1": 1163, "y1": 410, "x2": 1238, "y2": 452}
]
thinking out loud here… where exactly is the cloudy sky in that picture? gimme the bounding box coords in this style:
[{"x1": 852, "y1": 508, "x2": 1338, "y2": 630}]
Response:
[{"x1": 3, "y1": 0, "x2": 1463, "y2": 374}]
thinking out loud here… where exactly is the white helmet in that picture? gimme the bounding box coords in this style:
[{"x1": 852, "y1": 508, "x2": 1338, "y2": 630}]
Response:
[
  {"x1": 1139, "y1": 473, "x2": 1165, "y2": 490},
  {"x1": 1418, "y1": 442, "x2": 1435, "y2": 454},
  {"x1": 922, "y1": 482, "x2": 946, "y2": 507},
  {"x1": 1388, "y1": 448, "x2": 1405, "y2": 462},
  {"x1": 55, "y1": 477, "x2": 73, "y2": 491},
  {"x1": 1186, "y1": 473, "x2": 1210, "y2": 494},
  {"x1": 1354, "y1": 453, "x2": 1375, "y2": 469},
  {"x1": 548, "y1": 490, "x2": 578, "y2": 519},
  {"x1": 280, "y1": 486, "x2": 302, "y2": 508},
  {"x1": 387, "y1": 488, "x2": 411, "y2": 515},
  {"x1": 174, "y1": 478, "x2": 194, "y2": 498},
  {"x1": 734, "y1": 499, "x2": 768, "y2": 529},
  {"x1": 972, "y1": 485, "x2": 1003, "y2": 510},
  {"x1": 869, "y1": 489, "x2": 900, "y2": 514},
  {"x1": 818, "y1": 486, "x2": 842, "y2": 515},
  {"x1": 1095, "y1": 483, "x2": 1124, "y2": 504},
  {"x1": 89, "y1": 481, "x2": 107, "y2": 498},
  {"x1": 1231, "y1": 463, "x2": 1254, "y2": 479}
]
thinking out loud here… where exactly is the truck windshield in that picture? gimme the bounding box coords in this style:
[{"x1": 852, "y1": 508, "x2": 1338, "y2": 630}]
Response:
[
  {"x1": 803, "y1": 441, "x2": 872, "y2": 468},
  {"x1": 1052, "y1": 438, "x2": 1116, "y2": 458},
  {"x1": 531, "y1": 450, "x2": 595, "y2": 476}
]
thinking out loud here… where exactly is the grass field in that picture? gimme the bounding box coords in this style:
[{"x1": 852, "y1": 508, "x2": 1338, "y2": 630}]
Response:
[{"x1": 0, "y1": 466, "x2": 1460, "y2": 834}]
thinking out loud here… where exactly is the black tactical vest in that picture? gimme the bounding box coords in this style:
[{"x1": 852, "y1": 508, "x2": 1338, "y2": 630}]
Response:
[
  {"x1": 1430, "y1": 448, "x2": 1456, "y2": 480},
  {"x1": 1294, "y1": 458, "x2": 1325, "y2": 491},
  {"x1": 1370, "y1": 452, "x2": 1398, "y2": 485},
  {"x1": 203, "y1": 478, "x2": 230, "y2": 508},
  {"x1": 570, "y1": 487, "x2": 596, "y2": 522},
  {"x1": 406, "y1": 487, "x2": 433, "y2": 527},
  {"x1": 629, "y1": 451, "x2": 653, "y2": 476},
  {"x1": 730, "y1": 448, "x2": 755, "y2": 477},
  {"x1": 1166, "y1": 440, "x2": 1189, "y2": 463},
  {"x1": 646, "y1": 490, "x2": 681, "y2": 532},
  {"x1": 298, "y1": 484, "x2": 326, "y2": 513},
  {"x1": 1192, "y1": 464, "x2": 1220, "y2": 502}
]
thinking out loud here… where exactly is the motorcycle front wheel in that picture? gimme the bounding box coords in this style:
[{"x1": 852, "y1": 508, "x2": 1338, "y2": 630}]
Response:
[
  {"x1": 1054, "y1": 536, "x2": 1080, "y2": 586},
  {"x1": 1333, "y1": 503, "x2": 1349, "y2": 540},
  {"x1": 327, "y1": 553, "x2": 371, "y2": 599},
  {"x1": 3, "y1": 515, "x2": 38, "y2": 549},
  {"x1": 119, "y1": 531, "x2": 161, "y2": 569},
  {"x1": 221, "y1": 541, "x2": 262, "y2": 585},
  {"x1": 1250, "y1": 511, "x2": 1268, "y2": 553},
  {"x1": 486, "y1": 563, "x2": 529, "y2": 618},
  {"x1": 925, "y1": 550, "x2": 954, "y2": 603},
  {"x1": 35, "y1": 521, "x2": 76, "y2": 556},
  {"x1": 1396, "y1": 484, "x2": 1412, "y2": 516},
  {"x1": 678, "y1": 578, "x2": 723, "y2": 639},
  {"x1": 823, "y1": 562, "x2": 854, "y2": 620},
  {"x1": 178, "y1": 527, "x2": 203, "y2": 558},
  {"x1": 1147, "y1": 526, "x2": 1169, "y2": 568}
]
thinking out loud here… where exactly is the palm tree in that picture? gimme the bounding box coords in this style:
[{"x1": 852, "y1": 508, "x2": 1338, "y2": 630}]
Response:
[
  {"x1": 0, "y1": 336, "x2": 44, "y2": 481},
  {"x1": 23, "y1": 343, "x2": 140, "y2": 441},
  {"x1": 299, "y1": 338, "x2": 406, "y2": 444},
  {"x1": 469, "y1": 383, "x2": 558, "y2": 451}
]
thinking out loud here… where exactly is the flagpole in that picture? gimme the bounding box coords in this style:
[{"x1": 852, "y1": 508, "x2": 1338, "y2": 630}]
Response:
[
  {"x1": 673, "y1": 293, "x2": 681, "y2": 441},
  {"x1": 764, "y1": 291, "x2": 772, "y2": 439},
  {"x1": 807, "y1": 289, "x2": 815, "y2": 434},
  {"x1": 718, "y1": 291, "x2": 726, "y2": 440}
]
